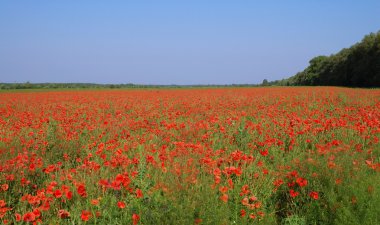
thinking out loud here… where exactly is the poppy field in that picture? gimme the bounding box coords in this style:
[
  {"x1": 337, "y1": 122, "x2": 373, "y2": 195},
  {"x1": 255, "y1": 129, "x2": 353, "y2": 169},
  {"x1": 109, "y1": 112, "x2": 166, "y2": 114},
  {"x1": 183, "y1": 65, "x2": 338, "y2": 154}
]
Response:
[{"x1": 0, "y1": 87, "x2": 379, "y2": 224}]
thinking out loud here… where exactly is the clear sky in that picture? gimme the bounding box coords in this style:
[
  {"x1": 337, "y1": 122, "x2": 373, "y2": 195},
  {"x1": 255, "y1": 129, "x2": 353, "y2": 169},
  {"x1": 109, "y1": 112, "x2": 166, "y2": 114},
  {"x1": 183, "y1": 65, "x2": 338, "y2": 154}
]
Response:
[{"x1": 1, "y1": 1, "x2": 379, "y2": 85}]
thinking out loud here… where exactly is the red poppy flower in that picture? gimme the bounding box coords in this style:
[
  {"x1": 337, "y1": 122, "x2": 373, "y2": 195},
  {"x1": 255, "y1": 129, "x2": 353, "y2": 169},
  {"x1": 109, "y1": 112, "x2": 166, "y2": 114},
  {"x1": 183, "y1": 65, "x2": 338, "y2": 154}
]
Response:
[
  {"x1": 15, "y1": 213, "x2": 21, "y2": 222},
  {"x1": 296, "y1": 177, "x2": 308, "y2": 187},
  {"x1": 1, "y1": 184, "x2": 8, "y2": 192},
  {"x1": 23, "y1": 212, "x2": 36, "y2": 222},
  {"x1": 32, "y1": 209, "x2": 41, "y2": 218},
  {"x1": 117, "y1": 201, "x2": 126, "y2": 209},
  {"x1": 91, "y1": 199, "x2": 100, "y2": 206},
  {"x1": 309, "y1": 191, "x2": 319, "y2": 200},
  {"x1": 77, "y1": 184, "x2": 87, "y2": 198},
  {"x1": 66, "y1": 191, "x2": 73, "y2": 200},
  {"x1": 58, "y1": 209, "x2": 70, "y2": 219},
  {"x1": 220, "y1": 194, "x2": 228, "y2": 203},
  {"x1": 135, "y1": 189, "x2": 143, "y2": 198},
  {"x1": 132, "y1": 213, "x2": 140, "y2": 225},
  {"x1": 289, "y1": 189, "x2": 299, "y2": 198},
  {"x1": 53, "y1": 189, "x2": 62, "y2": 198},
  {"x1": 260, "y1": 149, "x2": 268, "y2": 156},
  {"x1": 81, "y1": 210, "x2": 91, "y2": 222},
  {"x1": 194, "y1": 218, "x2": 202, "y2": 224}
]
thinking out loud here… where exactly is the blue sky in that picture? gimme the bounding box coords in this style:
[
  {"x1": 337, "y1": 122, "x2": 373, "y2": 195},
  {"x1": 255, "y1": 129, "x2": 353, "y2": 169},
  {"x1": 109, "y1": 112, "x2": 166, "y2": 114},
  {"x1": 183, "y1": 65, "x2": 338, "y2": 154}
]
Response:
[{"x1": 1, "y1": 1, "x2": 379, "y2": 85}]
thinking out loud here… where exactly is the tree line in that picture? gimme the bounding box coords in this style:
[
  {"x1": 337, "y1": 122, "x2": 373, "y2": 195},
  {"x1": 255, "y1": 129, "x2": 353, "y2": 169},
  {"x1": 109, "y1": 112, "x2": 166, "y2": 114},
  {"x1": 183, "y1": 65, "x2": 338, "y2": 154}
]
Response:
[
  {"x1": 0, "y1": 82, "x2": 262, "y2": 90},
  {"x1": 283, "y1": 31, "x2": 380, "y2": 87}
]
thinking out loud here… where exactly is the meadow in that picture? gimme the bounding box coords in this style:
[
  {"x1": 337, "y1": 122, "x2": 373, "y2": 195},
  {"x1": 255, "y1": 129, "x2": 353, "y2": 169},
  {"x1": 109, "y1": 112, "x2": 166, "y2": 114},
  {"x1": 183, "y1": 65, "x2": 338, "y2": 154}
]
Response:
[{"x1": 0, "y1": 87, "x2": 379, "y2": 224}]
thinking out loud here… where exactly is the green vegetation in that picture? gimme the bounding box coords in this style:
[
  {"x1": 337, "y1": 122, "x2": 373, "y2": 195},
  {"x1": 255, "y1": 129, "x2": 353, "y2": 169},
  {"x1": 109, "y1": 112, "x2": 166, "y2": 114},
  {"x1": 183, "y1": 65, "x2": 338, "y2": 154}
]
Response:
[
  {"x1": 285, "y1": 31, "x2": 380, "y2": 87},
  {"x1": 0, "y1": 82, "x2": 261, "y2": 90}
]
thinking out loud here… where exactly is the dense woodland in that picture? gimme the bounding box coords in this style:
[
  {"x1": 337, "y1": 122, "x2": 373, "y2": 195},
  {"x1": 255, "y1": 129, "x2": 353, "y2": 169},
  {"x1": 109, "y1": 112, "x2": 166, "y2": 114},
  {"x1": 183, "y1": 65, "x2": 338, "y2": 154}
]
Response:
[{"x1": 281, "y1": 31, "x2": 380, "y2": 87}]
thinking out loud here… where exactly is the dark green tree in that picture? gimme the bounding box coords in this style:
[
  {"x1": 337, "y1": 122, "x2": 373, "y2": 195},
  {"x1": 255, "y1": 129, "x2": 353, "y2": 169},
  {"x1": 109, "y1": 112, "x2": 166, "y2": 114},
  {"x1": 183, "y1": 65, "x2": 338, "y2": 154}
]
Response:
[{"x1": 286, "y1": 31, "x2": 380, "y2": 87}]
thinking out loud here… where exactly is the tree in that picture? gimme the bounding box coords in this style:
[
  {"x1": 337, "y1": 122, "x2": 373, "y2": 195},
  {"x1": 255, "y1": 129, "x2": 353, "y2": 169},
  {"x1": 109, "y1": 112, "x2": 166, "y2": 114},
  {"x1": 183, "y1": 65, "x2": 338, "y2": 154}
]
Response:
[{"x1": 286, "y1": 31, "x2": 380, "y2": 87}]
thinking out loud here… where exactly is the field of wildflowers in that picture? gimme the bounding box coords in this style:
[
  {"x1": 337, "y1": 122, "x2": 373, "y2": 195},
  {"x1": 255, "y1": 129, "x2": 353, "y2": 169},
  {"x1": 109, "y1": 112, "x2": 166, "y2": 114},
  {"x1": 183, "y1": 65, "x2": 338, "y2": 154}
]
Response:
[{"x1": 0, "y1": 87, "x2": 379, "y2": 224}]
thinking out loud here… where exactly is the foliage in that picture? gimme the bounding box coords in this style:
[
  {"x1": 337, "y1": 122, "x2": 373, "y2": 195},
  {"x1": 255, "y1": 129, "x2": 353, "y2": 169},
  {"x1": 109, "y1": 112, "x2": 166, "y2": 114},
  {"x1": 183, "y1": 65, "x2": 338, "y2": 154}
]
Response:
[
  {"x1": 0, "y1": 83, "x2": 261, "y2": 90},
  {"x1": 287, "y1": 31, "x2": 380, "y2": 87}
]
